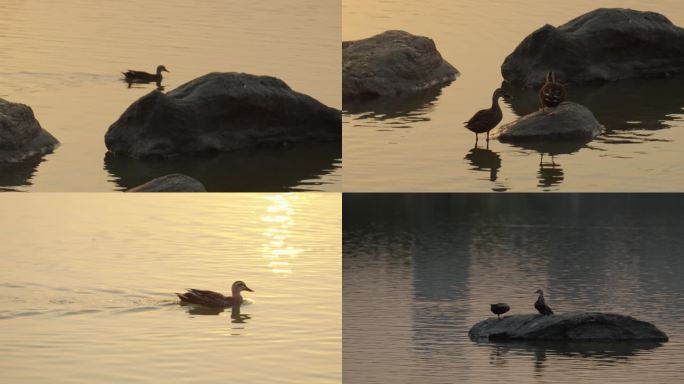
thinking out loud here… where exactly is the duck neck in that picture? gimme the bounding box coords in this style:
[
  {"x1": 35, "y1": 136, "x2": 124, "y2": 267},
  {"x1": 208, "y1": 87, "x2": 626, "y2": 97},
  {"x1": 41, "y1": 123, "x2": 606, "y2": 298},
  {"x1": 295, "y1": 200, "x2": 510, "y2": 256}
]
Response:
[
  {"x1": 156, "y1": 68, "x2": 163, "y2": 77},
  {"x1": 231, "y1": 287, "x2": 243, "y2": 303},
  {"x1": 491, "y1": 94, "x2": 502, "y2": 111}
]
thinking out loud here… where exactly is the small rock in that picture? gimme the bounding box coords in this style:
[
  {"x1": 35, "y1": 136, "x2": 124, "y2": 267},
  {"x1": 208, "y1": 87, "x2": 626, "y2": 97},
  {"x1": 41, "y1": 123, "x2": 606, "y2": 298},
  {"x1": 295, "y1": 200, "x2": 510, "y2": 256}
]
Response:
[
  {"x1": 343, "y1": 30, "x2": 458, "y2": 100},
  {"x1": 502, "y1": 8, "x2": 684, "y2": 88},
  {"x1": 0, "y1": 98, "x2": 59, "y2": 163},
  {"x1": 493, "y1": 102, "x2": 602, "y2": 141},
  {"x1": 469, "y1": 312, "x2": 669, "y2": 342},
  {"x1": 128, "y1": 174, "x2": 206, "y2": 192}
]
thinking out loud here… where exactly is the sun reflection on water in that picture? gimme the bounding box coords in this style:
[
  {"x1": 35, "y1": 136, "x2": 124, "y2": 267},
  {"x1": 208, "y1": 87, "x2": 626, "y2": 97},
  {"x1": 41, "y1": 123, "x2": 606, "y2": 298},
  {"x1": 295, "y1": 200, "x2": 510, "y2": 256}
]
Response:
[{"x1": 261, "y1": 194, "x2": 302, "y2": 275}]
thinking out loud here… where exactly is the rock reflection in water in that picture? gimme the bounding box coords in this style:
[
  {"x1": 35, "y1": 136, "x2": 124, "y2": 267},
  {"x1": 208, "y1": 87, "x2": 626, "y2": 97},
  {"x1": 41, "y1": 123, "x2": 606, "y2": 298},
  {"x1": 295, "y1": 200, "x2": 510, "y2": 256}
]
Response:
[{"x1": 104, "y1": 142, "x2": 340, "y2": 192}]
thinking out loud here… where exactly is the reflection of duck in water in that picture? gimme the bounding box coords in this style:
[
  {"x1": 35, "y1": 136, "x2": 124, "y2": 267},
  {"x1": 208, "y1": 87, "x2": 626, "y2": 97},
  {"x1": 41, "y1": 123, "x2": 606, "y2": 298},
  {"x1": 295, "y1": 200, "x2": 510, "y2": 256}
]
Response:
[
  {"x1": 231, "y1": 304, "x2": 251, "y2": 323},
  {"x1": 177, "y1": 280, "x2": 253, "y2": 308},
  {"x1": 534, "y1": 289, "x2": 554, "y2": 316},
  {"x1": 539, "y1": 71, "x2": 565, "y2": 114},
  {"x1": 537, "y1": 158, "x2": 564, "y2": 190},
  {"x1": 464, "y1": 88, "x2": 510, "y2": 143},
  {"x1": 490, "y1": 303, "x2": 510, "y2": 320},
  {"x1": 464, "y1": 147, "x2": 502, "y2": 181}
]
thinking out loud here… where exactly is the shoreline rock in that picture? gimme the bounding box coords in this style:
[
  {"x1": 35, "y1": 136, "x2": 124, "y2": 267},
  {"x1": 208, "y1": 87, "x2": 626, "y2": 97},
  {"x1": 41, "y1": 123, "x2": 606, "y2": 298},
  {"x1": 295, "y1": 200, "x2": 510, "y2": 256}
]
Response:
[
  {"x1": 343, "y1": 30, "x2": 458, "y2": 100},
  {"x1": 469, "y1": 312, "x2": 669, "y2": 342},
  {"x1": 493, "y1": 102, "x2": 602, "y2": 141},
  {"x1": 0, "y1": 98, "x2": 59, "y2": 163},
  {"x1": 128, "y1": 174, "x2": 206, "y2": 192},
  {"x1": 502, "y1": 8, "x2": 684, "y2": 88},
  {"x1": 105, "y1": 72, "x2": 340, "y2": 159}
]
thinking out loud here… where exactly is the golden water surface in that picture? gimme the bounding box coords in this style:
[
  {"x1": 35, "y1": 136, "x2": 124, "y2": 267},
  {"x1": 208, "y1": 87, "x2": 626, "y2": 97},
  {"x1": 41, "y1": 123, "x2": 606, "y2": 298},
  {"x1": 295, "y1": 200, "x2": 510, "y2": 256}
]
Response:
[
  {"x1": 0, "y1": 0, "x2": 341, "y2": 191},
  {"x1": 0, "y1": 193, "x2": 341, "y2": 383},
  {"x1": 343, "y1": 0, "x2": 684, "y2": 191}
]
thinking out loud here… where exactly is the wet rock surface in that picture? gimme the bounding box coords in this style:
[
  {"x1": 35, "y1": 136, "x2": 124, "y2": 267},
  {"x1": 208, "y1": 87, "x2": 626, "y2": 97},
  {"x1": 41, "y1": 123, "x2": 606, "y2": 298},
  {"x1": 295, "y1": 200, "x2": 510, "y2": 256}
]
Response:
[
  {"x1": 493, "y1": 102, "x2": 602, "y2": 141},
  {"x1": 469, "y1": 312, "x2": 669, "y2": 342},
  {"x1": 502, "y1": 8, "x2": 684, "y2": 88},
  {"x1": 105, "y1": 72, "x2": 341, "y2": 159},
  {"x1": 343, "y1": 30, "x2": 458, "y2": 100},
  {"x1": 128, "y1": 173, "x2": 206, "y2": 192},
  {"x1": 0, "y1": 98, "x2": 59, "y2": 163}
]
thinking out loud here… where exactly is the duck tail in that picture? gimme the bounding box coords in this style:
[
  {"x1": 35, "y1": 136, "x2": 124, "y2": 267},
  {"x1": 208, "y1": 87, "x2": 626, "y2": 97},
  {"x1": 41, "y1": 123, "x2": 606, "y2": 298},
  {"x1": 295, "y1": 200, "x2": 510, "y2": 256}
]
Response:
[{"x1": 176, "y1": 292, "x2": 188, "y2": 301}]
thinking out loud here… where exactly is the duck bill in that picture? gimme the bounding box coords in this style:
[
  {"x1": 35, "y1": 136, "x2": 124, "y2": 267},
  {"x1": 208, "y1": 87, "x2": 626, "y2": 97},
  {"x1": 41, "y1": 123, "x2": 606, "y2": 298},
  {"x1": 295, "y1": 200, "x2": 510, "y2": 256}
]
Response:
[{"x1": 244, "y1": 286, "x2": 254, "y2": 292}]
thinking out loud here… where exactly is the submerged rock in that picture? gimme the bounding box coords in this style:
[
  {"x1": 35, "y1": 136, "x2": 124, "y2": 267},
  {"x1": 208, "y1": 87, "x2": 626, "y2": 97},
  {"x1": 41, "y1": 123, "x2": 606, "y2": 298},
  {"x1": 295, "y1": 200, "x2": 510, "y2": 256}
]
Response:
[
  {"x1": 492, "y1": 102, "x2": 602, "y2": 141},
  {"x1": 343, "y1": 30, "x2": 458, "y2": 100},
  {"x1": 0, "y1": 98, "x2": 59, "y2": 163},
  {"x1": 502, "y1": 8, "x2": 684, "y2": 88},
  {"x1": 128, "y1": 173, "x2": 206, "y2": 192},
  {"x1": 105, "y1": 72, "x2": 341, "y2": 159},
  {"x1": 469, "y1": 312, "x2": 669, "y2": 342}
]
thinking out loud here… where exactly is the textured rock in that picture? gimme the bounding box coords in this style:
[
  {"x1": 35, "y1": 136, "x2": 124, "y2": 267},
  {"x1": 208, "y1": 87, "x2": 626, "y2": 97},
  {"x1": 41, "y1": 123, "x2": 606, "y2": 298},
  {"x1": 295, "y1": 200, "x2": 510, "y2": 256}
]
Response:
[
  {"x1": 0, "y1": 98, "x2": 59, "y2": 163},
  {"x1": 105, "y1": 72, "x2": 341, "y2": 159},
  {"x1": 502, "y1": 8, "x2": 684, "y2": 88},
  {"x1": 343, "y1": 30, "x2": 458, "y2": 99},
  {"x1": 469, "y1": 312, "x2": 669, "y2": 342},
  {"x1": 493, "y1": 102, "x2": 602, "y2": 141},
  {"x1": 128, "y1": 174, "x2": 206, "y2": 192}
]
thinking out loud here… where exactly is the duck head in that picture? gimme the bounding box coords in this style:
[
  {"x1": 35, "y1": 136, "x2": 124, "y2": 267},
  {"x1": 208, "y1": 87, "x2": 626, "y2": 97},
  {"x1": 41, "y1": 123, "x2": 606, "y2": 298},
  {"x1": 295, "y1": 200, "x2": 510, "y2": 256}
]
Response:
[
  {"x1": 493, "y1": 88, "x2": 512, "y2": 100},
  {"x1": 535, "y1": 289, "x2": 544, "y2": 295},
  {"x1": 231, "y1": 281, "x2": 254, "y2": 298},
  {"x1": 156, "y1": 65, "x2": 170, "y2": 75}
]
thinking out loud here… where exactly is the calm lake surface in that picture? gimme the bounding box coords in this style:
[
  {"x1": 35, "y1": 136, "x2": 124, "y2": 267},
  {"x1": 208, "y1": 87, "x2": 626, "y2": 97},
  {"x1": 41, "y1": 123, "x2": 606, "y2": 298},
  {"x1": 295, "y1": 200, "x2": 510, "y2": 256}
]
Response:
[
  {"x1": 0, "y1": 193, "x2": 341, "y2": 383},
  {"x1": 344, "y1": 194, "x2": 684, "y2": 383},
  {"x1": 0, "y1": 0, "x2": 341, "y2": 192},
  {"x1": 343, "y1": 0, "x2": 684, "y2": 191}
]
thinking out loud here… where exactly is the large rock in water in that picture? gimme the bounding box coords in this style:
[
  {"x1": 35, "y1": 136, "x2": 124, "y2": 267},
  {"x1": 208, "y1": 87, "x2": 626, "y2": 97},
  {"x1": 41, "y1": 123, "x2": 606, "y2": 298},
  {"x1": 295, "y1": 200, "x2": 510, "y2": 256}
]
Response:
[
  {"x1": 502, "y1": 8, "x2": 684, "y2": 88},
  {"x1": 0, "y1": 98, "x2": 59, "y2": 163},
  {"x1": 343, "y1": 30, "x2": 458, "y2": 100},
  {"x1": 105, "y1": 72, "x2": 341, "y2": 159},
  {"x1": 469, "y1": 312, "x2": 669, "y2": 342},
  {"x1": 492, "y1": 102, "x2": 602, "y2": 141}
]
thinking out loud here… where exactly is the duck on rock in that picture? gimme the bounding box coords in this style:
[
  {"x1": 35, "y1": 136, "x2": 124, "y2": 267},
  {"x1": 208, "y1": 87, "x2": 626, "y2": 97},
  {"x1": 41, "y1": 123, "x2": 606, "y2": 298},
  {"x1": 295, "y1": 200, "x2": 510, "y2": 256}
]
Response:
[
  {"x1": 177, "y1": 280, "x2": 253, "y2": 308},
  {"x1": 122, "y1": 65, "x2": 169, "y2": 84},
  {"x1": 534, "y1": 289, "x2": 554, "y2": 316},
  {"x1": 490, "y1": 303, "x2": 510, "y2": 320},
  {"x1": 539, "y1": 71, "x2": 566, "y2": 113},
  {"x1": 464, "y1": 88, "x2": 510, "y2": 144}
]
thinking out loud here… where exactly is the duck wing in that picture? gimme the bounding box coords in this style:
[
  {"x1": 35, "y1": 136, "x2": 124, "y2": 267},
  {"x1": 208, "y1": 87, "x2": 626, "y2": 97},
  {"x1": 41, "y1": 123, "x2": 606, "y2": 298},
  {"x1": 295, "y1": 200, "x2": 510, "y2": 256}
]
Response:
[
  {"x1": 122, "y1": 70, "x2": 151, "y2": 79},
  {"x1": 465, "y1": 108, "x2": 500, "y2": 131},
  {"x1": 177, "y1": 289, "x2": 232, "y2": 307}
]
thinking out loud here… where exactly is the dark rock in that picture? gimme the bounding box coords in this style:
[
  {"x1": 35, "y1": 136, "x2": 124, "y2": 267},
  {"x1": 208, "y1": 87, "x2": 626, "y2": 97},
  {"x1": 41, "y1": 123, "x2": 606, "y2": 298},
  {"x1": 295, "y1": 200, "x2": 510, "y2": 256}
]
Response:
[
  {"x1": 502, "y1": 8, "x2": 684, "y2": 88},
  {"x1": 128, "y1": 173, "x2": 206, "y2": 192},
  {"x1": 343, "y1": 30, "x2": 458, "y2": 100},
  {"x1": 105, "y1": 72, "x2": 341, "y2": 159},
  {"x1": 492, "y1": 102, "x2": 602, "y2": 141},
  {"x1": 0, "y1": 98, "x2": 59, "y2": 163},
  {"x1": 469, "y1": 312, "x2": 669, "y2": 342}
]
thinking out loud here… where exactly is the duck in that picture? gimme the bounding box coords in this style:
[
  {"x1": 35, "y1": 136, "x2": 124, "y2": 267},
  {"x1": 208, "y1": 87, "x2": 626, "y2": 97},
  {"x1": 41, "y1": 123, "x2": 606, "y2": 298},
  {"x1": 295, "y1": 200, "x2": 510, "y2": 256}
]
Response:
[
  {"x1": 122, "y1": 65, "x2": 169, "y2": 83},
  {"x1": 539, "y1": 71, "x2": 565, "y2": 113},
  {"x1": 176, "y1": 280, "x2": 253, "y2": 308},
  {"x1": 490, "y1": 303, "x2": 510, "y2": 320},
  {"x1": 464, "y1": 88, "x2": 510, "y2": 143},
  {"x1": 534, "y1": 289, "x2": 554, "y2": 316}
]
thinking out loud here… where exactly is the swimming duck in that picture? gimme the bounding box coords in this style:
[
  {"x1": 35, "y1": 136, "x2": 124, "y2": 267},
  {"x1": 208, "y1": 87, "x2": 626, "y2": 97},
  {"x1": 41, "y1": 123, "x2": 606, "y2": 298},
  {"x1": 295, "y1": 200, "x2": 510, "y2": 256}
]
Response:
[
  {"x1": 534, "y1": 289, "x2": 554, "y2": 316},
  {"x1": 490, "y1": 303, "x2": 510, "y2": 319},
  {"x1": 176, "y1": 280, "x2": 253, "y2": 308},
  {"x1": 539, "y1": 71, "x2": 565, "y2": 113},
  {"x1": 122, "y1": 65, "x2": 169, "y2": 83},
  {"x1": 464, "y1": 88, "x2": 510, "y2": 143}
]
